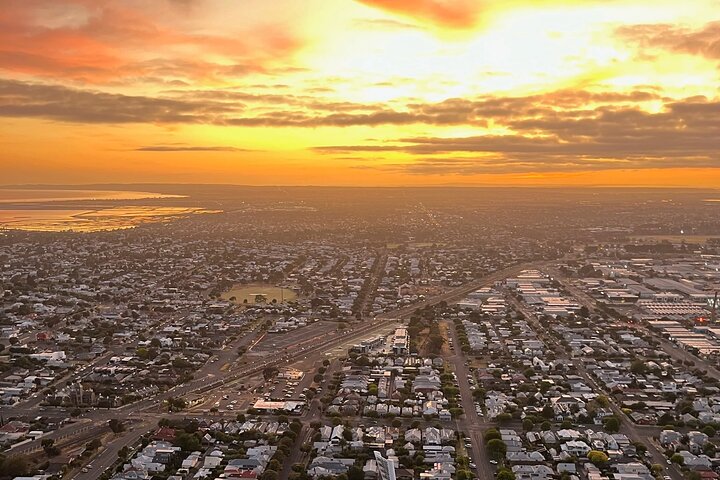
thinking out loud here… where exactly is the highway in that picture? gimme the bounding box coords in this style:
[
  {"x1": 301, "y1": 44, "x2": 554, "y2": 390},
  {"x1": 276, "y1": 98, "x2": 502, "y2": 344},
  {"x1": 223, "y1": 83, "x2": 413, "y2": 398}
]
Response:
[
  {"x1": 376, "y1": 261, "x2": 548, "y2": 320},
  {"x1": 72, "y1": 420, "x2": 154, "y2": 480}
]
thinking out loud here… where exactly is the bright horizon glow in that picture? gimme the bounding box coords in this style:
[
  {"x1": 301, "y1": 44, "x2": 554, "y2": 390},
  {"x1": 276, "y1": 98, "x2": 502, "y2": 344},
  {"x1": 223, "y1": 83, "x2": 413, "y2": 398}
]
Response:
[{"x1": 2, "y1": 0, "x2": 720, "y2": 186}]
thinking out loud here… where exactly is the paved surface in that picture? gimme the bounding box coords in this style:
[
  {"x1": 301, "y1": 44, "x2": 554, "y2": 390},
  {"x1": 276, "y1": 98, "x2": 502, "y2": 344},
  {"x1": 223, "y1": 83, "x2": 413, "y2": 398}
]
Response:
[
  {"x1": 72, "y1": 420, "x2": 154, "y2": 480},
  {"x1": 445, "y1": 319, "x2": 493, "y2": 480}
]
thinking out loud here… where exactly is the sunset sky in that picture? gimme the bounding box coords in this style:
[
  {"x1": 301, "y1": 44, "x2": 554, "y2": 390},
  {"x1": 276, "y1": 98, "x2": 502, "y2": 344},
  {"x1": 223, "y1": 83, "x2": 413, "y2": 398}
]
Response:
[{"x1": 2, "y1": 0, "x2": 720, "y2": 186}]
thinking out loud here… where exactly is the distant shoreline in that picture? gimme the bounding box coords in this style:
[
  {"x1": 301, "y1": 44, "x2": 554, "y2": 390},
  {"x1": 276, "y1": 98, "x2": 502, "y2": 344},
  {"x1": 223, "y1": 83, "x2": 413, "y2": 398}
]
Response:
[
  {"x1": 1, "y1": 184, "x2": 717, "y2": 191},
  {"x1": 0, "y1": 188, "x2": 184, "y2": 204}
]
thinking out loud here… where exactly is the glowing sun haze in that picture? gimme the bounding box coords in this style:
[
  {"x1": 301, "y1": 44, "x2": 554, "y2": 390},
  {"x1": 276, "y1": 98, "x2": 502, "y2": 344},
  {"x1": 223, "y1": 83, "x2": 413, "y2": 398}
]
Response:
[{"x1": 2, "y1": 0, "x2": 720, "y2": 186}]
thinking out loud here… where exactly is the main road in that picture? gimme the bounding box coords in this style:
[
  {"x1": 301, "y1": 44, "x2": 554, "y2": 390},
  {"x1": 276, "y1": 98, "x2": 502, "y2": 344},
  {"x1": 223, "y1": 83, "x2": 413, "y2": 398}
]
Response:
[{"x1": 444, "y1": 319, "x2": 493, "y2": 480}]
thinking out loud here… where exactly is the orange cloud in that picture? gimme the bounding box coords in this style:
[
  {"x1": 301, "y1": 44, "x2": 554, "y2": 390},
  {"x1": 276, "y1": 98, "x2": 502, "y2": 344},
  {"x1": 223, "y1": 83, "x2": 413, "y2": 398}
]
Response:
[
  {"x1": 0, "y1": 1, "x2": 302, "y2": 84},
  {"x1": 355, "y1": 0, "x2": 481, "y2": 28}
]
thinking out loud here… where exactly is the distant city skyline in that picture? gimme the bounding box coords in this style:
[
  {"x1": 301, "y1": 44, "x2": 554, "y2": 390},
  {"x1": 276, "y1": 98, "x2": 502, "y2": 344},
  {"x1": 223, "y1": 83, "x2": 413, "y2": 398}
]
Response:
[{"x1": 2, "y1": 0, "x2": 720, "y2": 186}]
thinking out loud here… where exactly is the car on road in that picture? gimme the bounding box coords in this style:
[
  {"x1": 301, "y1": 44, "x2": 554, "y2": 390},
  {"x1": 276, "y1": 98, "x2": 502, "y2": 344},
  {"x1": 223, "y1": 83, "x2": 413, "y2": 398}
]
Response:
[{"x1": 489, "y1": 460, "x2": 498, "y2": 465}]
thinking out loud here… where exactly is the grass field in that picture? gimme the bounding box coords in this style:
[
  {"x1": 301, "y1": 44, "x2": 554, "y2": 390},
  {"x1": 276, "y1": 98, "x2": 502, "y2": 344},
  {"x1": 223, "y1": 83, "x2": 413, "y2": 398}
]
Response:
[
  {"x1": 387, "y1": 242, "x2": 445, "y2": 249},
  {"x1": 221, "y1": 284, "x2": 297, "y2": 304}
]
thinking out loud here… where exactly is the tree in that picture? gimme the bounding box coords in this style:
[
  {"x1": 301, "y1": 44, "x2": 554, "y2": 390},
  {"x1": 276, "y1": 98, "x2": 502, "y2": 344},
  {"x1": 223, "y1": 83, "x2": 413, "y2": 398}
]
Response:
[
  {"x1": 260, "y1": 470, "x2": 278, "y2": 480},
  {"x1": 165, "y1": 397, "x2": 187, "y2": 412},
  {"x1": 587, "y1": 450, "x2": 609, "y2": 466},
  {"x1": 522, "y1": 418, "x2": 534, "y2": 431},
  {"x1": 175, "y1": 432, "x2": 202, "y2": 451},
  {"x1": 496, "y1": 413, "x2": 512, "y2": 423},
  {"x1": 497, "y1": 467, "x2": 516, "y2": 480},
  {"x1": 703, "y1": 425, "x2": 716, "y2": 437},
  {"x1": 630, "y1": 360, "x2": 647, "y2": 375},
  {"x1": 87, "y1": 438, "x2": 102, "y2": 450},
  {"x1": 484, "y1": 428, "x2": 501, "y2": 443},
  {"x1": 596, "y1": 395, "x2": 610, "y2": 407},
  {"x1": 456, "y1": 470, "x2": 471, "y2": 480},
  {"x1": 632, "y1": 441, "x2": 647, "y2": 456},
  {"x1": 109, "y1": 419, "x2": 125, "y2": 433},
  {"x1": 348, "y1": 465, "x2": 364, "y2": 480},
  {"x1": 0, "y1": 455, "x2": 30, "y2": 477},
  {"x1": 603, "y1": 416, "x2": 620, "y2": 433},
  {"x1": 704, "y1": 442, "x2": 717, "y2": 457},
  {"x1": 486, "y1": 439, "x2": 507, "y2": 460},
  {"x1": 263, "y1": 367, "x2": 279, "y2": 381},
  {"x1": 671, "y1": 453, "x2": 684, "y2": 465},
  {"x1": 42, "y1": 438, "x2": 61, "y2": 456}
]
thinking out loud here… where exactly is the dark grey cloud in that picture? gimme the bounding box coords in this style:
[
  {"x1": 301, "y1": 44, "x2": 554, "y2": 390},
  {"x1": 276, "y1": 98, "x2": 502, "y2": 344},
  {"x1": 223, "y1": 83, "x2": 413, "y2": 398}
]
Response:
[
  {"x1": 0, "y1": 79, "x2": 437, "y2": 127},
  {"x1": 317, "y1": 93, "x2": 720, "y2": 174},
  {"x1": 617, "y1": 21, "x2": 720, "y2": 61},
  {"x1": 0, "y1": 79, "x2": 669, "y2": 131},
  {"x1": 0, "y1": 79, "x2": 223, "y2": 124}
]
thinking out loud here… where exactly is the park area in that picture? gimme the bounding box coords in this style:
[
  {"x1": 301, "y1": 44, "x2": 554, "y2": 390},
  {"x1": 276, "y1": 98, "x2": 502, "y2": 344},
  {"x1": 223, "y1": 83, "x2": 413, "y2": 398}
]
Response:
[{"x1": 221, "y1": 284, "x2": 297, "y2": 304}]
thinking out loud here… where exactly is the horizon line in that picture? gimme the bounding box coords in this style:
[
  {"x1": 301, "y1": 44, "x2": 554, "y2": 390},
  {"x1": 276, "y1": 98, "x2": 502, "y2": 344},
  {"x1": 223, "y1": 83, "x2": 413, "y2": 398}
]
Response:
[{"x1": 2, "y1": 182, "x2": 720, "y2": 190}]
